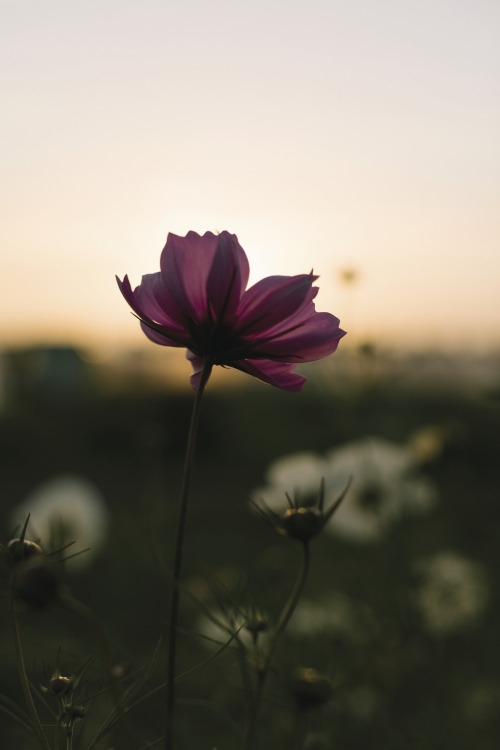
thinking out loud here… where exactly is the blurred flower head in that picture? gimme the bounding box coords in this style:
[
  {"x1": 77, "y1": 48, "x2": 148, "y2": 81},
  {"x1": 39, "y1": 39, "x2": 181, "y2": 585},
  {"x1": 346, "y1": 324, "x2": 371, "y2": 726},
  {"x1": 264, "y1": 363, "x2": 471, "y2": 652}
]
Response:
[
  {"x1": 412, "y1": 551, "x2": 489, "y2": 634},
  {"x1": 288, "y1": 591, "x2": 375, "y2": 644},
  {"x1": 252, "y1": 436, "x2": 437, "y2": 543},
  {"x1": 323, "y1": 437, "x2": 437, "y2": 542},
  {"x1": 11, "y1": 475, "x2": 110, "y2": 570},
  {"x1": 338, "y1": 267, "x2": 360, "y2": 286},
  {"x1": 117, "y1": 230, "x2": 345, "y2": 391}
]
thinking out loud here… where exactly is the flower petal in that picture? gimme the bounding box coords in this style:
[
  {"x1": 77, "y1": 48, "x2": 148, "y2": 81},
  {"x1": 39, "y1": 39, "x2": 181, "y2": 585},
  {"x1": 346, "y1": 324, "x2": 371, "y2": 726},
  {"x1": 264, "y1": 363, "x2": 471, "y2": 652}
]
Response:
[
  {"x1": 186, "y1": 349, "x2": 213, "y2": 390},
  {"x1": 206, "y1": 232, "x2": 250, "y2": 321},
  {"x1": 140, "y1": 321, "x2": 184, "y2": 347},
  {"x1": 135, "y1": 273, "x2": 185, "y2": 328},
  {"x1": 243, "y1": 311, "x2": 344, "y2": 362},
  {"x1": 237, "y1": 274, "x2": 318, "y2": 334},
  {"x1": 160, "y1": 231, "x2": 220, "y2": 322},
  {"x1": 116, "y1": 274, "x2": 145, "y2": 320},
  {"x1": 147, "y1": 272, "x2": 192, "y2": 328},
  {"x1": 117, "y1": 275, "x2": 191, "y2": 346},
  {"x1": 231, "y1": 358, "x2": 306, "y2": 391}
]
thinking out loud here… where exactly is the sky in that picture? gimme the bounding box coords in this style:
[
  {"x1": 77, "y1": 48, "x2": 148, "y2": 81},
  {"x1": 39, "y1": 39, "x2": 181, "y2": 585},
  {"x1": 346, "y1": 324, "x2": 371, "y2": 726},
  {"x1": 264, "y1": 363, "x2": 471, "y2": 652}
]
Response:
[{"x1": 1, "y1": 0, "x2": 499, "y2": 356}]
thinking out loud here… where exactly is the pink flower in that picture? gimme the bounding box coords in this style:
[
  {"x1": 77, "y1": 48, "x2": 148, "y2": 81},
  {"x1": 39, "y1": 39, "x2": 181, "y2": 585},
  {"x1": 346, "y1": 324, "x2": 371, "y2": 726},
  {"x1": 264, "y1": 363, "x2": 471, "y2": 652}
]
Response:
[{"x1": 117, "y1": 231, "x2": 345, "y2": 391}]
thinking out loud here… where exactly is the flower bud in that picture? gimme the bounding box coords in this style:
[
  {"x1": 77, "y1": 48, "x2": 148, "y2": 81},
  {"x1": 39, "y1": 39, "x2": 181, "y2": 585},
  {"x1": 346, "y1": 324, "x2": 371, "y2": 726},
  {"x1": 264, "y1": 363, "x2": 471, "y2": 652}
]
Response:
[
  {"x1": 50, "y1": 675, "x2": 73, "y2": 696},
  {"x1": 280, "y1": 507, "x2": 324, "y2": 541},
  {"x1": 244, "y1": 609, "x2": 269, "y2": 634},
  {"x1": 6, "y1": 538, "x2": 43, "y2": 562}
]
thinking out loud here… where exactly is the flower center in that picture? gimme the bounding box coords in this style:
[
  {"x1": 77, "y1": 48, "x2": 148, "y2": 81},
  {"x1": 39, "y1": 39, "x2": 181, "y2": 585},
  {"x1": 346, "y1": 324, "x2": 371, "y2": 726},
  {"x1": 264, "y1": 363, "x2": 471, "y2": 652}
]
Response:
[
  {"x1": 189, "y1": 321, "x2": 243, "y2": 364},
  {"x1": 359, "y1": 484, "x2": 384, "y2": 511}
]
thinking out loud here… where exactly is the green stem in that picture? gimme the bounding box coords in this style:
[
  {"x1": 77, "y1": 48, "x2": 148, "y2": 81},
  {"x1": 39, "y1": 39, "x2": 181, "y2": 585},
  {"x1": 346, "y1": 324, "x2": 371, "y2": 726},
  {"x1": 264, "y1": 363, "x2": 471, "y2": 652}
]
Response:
[
  {"x1": 54, "y1": 708, "x2": 62, "y2": 750},
  {"x1": 10, "y1": 584, "x2": 52, "y2": 750},
  {"x1": 242, "y1": 541, "x2": 311, "y2": 750},
  {"x1": 165, "y1": 358, "x2": 211, "y2": 750},
  {"x1": 59, "y1": 589, "x2": 132, "y2": 750}
]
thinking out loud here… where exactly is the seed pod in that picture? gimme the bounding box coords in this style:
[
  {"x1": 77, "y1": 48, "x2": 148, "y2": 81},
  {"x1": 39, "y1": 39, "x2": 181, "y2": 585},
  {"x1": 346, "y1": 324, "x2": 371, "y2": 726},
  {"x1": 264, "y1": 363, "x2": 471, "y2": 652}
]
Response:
[
  {"x1": 50, "y1": 675, "x2": 73, "y2": 696},
  {"x1": 280, "y1": 507, "x2": 324, "y2": 541}
]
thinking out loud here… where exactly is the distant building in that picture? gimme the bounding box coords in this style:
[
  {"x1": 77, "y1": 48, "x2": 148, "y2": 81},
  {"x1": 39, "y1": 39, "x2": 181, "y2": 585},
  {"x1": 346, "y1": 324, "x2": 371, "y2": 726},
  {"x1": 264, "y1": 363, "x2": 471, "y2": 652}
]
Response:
[{"x1": 0, "y1": 346, "x2": 92, "y2": 408}]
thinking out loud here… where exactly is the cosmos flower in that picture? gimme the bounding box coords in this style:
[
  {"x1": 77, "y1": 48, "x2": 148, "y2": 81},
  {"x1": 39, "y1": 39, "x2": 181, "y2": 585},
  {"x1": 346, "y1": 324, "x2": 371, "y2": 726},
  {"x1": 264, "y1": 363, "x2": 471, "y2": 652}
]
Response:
[
  {"x1": 252, "y1": 437, "x2": 437, "y2": 543},
  {"x1": 11, "y1": 475, "x2": 110, "y2": 570},
  {"x1": 412, "y1": 551, "x2": 489, "y2": 634},
  {"x1": 117, "y1": 231, "x2": 345, "y2": 391},
  {"x1": 288, "y1": 591, "x2": 369, "y2": 641},
  {"x1": 323, "y1": 437, "x2": 437, "y2": 542}
]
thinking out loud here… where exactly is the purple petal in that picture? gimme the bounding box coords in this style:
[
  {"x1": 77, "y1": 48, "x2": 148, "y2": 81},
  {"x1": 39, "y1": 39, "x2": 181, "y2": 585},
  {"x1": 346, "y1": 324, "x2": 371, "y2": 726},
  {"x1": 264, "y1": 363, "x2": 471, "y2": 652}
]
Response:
[
  {"x1": 206, "y1": 232, "x2": 250, "y2": 321},
  {"x1": 135, "y1": 273, "x2": 185, "y2": 328},
  {"x1": 117, "y1": 274, "x2": 191, "y2": 347},
  {"x1": 160, "y1": 231, "x2": 220, "y2": 322},
  {"x1": 250, "y1": 313, "x2": 346, "y2": 362},
  {"x1": 237, "y1": 274, "x2": 318, "y2": 334},
  {"x1": 140, "y1": 321, "x2": 184, "y2": 347},
  {"x1": 148, "y1": 272, "x2": 191, "y2": 328},
  {"x1": 116, "y1": 274, "x2": 146, "y2": 320},
  {"x1": 232, "y1": 358, "x2": 306, "y2": 391},
  {"x1": 186, "y1": 350, "x2": 213, "y2": 390}
]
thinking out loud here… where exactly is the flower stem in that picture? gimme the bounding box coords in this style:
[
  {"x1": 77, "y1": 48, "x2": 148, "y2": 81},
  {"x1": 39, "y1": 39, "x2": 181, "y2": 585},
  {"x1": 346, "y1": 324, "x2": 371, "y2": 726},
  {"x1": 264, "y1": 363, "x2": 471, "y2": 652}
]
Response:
[
  {"x1": 243, "y1": 541, "x2": 311, "y2": 750},
  {"x1": 10, "y1": 584, "x2": 52, "y2": 750},
  {"x1": 59, "y1": 587, "x2": 132, "y2": 750},
  {"x1": 165, "y1": 358, "x2": 211, "y2": 750}
]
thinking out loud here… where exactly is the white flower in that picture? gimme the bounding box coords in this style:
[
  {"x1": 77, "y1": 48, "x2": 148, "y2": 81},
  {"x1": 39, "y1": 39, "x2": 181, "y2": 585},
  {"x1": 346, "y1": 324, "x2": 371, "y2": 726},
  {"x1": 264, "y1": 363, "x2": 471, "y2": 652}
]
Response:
[
  {"x1": 252, "y1": 437, "x2": 438, "y2": 543},
  {"x1": 324, "y1": 437, "x2": 437, "y2": 542},
  {"x1": 11, "y1": 474, "x2": 109, "y2": 570},
  {"x1": 412, "y1": 551, "x2": 489, "y2": 634},
  {"x1": 288, "y1": 591, "x2": 375, "y2": 644}
]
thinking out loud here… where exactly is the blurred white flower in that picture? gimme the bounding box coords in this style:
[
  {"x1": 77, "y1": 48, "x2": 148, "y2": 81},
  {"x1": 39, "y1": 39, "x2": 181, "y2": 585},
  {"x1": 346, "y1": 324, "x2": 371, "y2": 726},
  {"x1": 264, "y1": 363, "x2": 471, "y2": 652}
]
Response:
[
  {"x1": 324, "y1": 437, "x2": 437, "y2": 542},
  {"x1": 11, "y1": 474, "x2": 110, "y2": 570},
  {"x1": 412, "y1": 551, "x2": 489, "y2": 634},
  {"x1": 289, "y1": 592, "x2": 357, "y2": 638},
  {"x1": 252, "y1": 437, "x2": 437, "y2": 543},
  {"x1": 252, "y1": 451, "x2": 328, "y2": 512},
  {"x1": 288, "y1": 591, "x2": 375, "y2": 644}
]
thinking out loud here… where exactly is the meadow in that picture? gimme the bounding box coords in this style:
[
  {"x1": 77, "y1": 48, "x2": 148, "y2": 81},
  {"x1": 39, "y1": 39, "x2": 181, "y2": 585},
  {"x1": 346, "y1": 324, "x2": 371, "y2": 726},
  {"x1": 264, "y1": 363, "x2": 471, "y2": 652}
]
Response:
[{"x1": 1, "y1": 348, "x2": 499, "y2": 749}]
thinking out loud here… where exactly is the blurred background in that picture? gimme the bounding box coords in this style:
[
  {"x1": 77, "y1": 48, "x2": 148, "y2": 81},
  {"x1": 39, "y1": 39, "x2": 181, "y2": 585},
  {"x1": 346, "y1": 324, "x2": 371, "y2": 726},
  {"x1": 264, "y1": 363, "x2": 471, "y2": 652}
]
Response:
[{"x1": 1, "y1": 0, "x2": 499, "y2": 748}]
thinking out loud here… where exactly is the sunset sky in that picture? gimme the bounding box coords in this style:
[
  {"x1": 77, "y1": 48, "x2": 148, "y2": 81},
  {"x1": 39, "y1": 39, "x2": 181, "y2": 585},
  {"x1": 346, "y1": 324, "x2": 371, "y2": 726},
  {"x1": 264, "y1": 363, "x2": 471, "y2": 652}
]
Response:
[{"x1": 2, "y1": 0, "x2": 499, "y2": 356}]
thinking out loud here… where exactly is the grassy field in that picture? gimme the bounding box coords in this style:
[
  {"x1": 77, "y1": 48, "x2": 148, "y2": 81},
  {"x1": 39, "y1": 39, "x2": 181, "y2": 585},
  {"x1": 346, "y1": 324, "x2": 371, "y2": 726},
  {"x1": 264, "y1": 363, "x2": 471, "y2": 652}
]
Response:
[{"x1": 1, "y1": 352, "x2": 499, "y2": 749}]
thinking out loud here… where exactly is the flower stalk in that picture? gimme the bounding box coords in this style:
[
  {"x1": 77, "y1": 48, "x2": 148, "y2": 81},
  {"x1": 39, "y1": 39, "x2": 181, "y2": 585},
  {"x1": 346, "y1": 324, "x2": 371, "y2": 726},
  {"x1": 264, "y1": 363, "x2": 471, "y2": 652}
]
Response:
[
  {"x1": 10, "y1": 581, "x2": 52, "y2": 750},
  {"x1": 59, "y1": 587, "x2": 132, "y2": 750},
  {"x1": 242, "y1": 540, "x2": 311, "y2": 750},
  {"x1": 165, "y1": 357, "x2": 211, "y2": 750}
]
